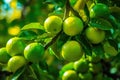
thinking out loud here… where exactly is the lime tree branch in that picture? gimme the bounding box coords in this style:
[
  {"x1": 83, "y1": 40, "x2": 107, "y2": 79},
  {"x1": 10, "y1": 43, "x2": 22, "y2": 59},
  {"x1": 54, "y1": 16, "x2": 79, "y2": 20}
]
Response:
[{"x1": 44, "y1": 0, "x2": 71, "y2": 50}]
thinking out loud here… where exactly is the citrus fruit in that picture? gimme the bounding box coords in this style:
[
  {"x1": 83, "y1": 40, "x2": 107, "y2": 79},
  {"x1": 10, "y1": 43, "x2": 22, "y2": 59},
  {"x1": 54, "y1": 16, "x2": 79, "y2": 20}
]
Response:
[
  {"x1": 24, "y1": 43, "x2": 44, "y2": 63},
  {"x1": 0, "y1": 47, "x2": 11, "y2": 63},
  {"x1": 90, "y1": 3, "x2": 110, "y2": 18},
  {"x1": 6, "y1": 37, "x2": 26, "y2": 56},
  {"x1": 61, "y1": 41, "x2": 83, "y2": 62},
  {"x1": 62, "y1": 70, "x2": 78, "y2": 80},
  {"x1": 74, "y1": 58, "x2": 89, "y2": 73},
  {"x1": 7, "y1": 56, "x2": 26, "y2": 72},
  {"x1": 63, "y1": 16, "x2": 84, "y2": 36},
  {"x1": 59, "y1": 62, "x2": 74, "y2": 78},
  {"x1": 85, "y1": 27, "x2": 105, "y2": 44},
  {"x1": 44, "y1": 15, "x2": 63, "y2": 34}
]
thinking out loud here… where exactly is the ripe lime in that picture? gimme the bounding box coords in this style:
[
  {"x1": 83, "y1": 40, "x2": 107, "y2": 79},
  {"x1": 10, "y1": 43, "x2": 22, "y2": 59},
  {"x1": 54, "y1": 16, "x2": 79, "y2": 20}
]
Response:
[
  {"x1": 90, "y1": 3, "x2": 110, "y2": 18},
  {"x1": 62, "y1": 70, "x2": 78, "y2": 80},
  {"x1": 0, "y1": 47, "x2": 11, "y2": 63},
  {"x1": 44, "y1": 16, "x2": 63, "y2": 34},
  {"x1": 61, "y1": 41, "x2": 83, "y2": 62},
  {"x1": 59, "y1": 62, "x2": 74, "y2": 78},
  {"x1": 7, "y1": 56, "x2": 26, "y2": 72},
  {"x1": 63, "y1": 16, "x2": 84, "y2": 36},
  {"x1": 24, "y1": 43, "x2": 44, "y2": 63},
  {"x1": 6, "y1": 37, "x2": 26, "y2": 56},
  {"x1": 85, "y1": 27, "x2": 105, "y2": 44}
]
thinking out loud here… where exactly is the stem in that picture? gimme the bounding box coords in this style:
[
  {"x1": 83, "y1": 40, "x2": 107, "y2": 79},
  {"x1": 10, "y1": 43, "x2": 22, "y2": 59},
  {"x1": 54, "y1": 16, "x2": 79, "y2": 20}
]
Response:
[
  {"x1": 44, "y1": 30, "x2": 62, "y2": 50},
  {"x1": 44, "y1": 0, "x2": 71, "y2": 50},
  {"x1": 29, "y1": 65, "x2": 39, "y2": 80}
]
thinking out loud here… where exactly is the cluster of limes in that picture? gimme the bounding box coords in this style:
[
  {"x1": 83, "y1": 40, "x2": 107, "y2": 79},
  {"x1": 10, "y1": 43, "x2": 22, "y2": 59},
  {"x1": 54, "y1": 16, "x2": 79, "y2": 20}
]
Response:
[
  {"x1": 44, "y1": 14, "x2": 105, "y2": 62},
  {"x1": 0, "y1": 37, "x2": 45, "y2": 73},
  {"x1": 60, "y1": 54, "x2": 114, "y2": 80}
]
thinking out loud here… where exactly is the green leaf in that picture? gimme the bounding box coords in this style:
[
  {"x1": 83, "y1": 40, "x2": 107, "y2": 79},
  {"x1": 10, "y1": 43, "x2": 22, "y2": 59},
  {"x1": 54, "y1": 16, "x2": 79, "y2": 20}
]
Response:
[
  {"x1": 92, "y1": 44, "x2": 105, "y2": 58},
  {"x1": 108, "y1": 39, "x2": 118, "y2": 51},
  {"x1": 48, "y1": 47, "x2": 60, "y2": 59},
  {"x1": 21, "y1": 23, "x2": 45, "y2": 31},
  {"x1": 18, "y1": 31, "x2": 37, "y2": 40},
  {"x1": 76, "y1": 35, "x2": 92, "y2": 56},
  {"x1": 11, "y1": 67, "x2": 25, "y2": 80},
  {"x1": 89, "y1": 18, "x2": 113, "y2": 30}
]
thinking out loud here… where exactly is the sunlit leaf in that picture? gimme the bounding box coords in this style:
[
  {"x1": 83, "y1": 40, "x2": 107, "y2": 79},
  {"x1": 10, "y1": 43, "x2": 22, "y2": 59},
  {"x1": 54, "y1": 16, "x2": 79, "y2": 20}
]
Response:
[
  {"x1": 89, "y1": 18, "x2": 113, "y2": 30},
  {"x1": 11, "y1": 67, "x2": 25, "y2": 80},
  {"x1": 76, "y1": 35, "x2": 92, "y2": 56},
  {"x1": 21, "y1": 23, "x2": 44, "y2": 31}
]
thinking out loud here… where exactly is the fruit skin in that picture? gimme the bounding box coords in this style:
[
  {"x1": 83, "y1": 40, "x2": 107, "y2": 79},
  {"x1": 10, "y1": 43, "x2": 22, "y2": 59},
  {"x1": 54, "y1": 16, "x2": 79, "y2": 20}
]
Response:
[
  {"x1": 24, "y1": 43, "x2": 44, "y2": 63},
  {"x1": 74, "y1": 58, "x2": 89, "y2": 73},
  {"x1": 7, "y1": 56, "x2": 26, "y2": 72},
  {"x1": 85, "y1": 27, "x2": 105, "y2": 44},
  {"x1": 61, "y1": 41, "x2": 83, "y2": 62},
  {"x1": 62, "y1": 70, "x2": 78, "y2": 80},
  {"x1": 63, "y1": 16, "x2": 84, "y2": 36},
  {"x1": 0, "y1": 47, "x2": 11, "y2": 63},
  {"x1": 90, "y1": 3, "x2": 110, "y2": 18},
  {"x1": 6, "y1": 37, "x2": 26, "y2": 56},
  {"x1": 44, "y1": 16, "x2": 63, "y2": 34},
  {"x1": 59, "y1": 62, "x2": 74, "y2": 78}
]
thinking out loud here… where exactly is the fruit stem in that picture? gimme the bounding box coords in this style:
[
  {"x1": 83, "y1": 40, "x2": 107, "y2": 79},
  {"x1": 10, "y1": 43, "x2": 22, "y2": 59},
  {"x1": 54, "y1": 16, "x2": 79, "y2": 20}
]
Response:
[
  {"x1": 29, "y1": 65, "x2": 39, "y2": 80},
  {"x1": 44, "y1": 30, "x2": 62, "y2": 50}
]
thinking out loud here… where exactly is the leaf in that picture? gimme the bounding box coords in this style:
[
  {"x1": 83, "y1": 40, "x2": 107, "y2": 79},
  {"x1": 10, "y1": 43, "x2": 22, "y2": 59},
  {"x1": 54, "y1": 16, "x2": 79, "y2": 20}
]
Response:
[
  {"x1": 21, "y1": 23, "x2": 45, "y2": 31},
  {"x1": 48, "y1": 47, "x2": 60, "y2": 59},
  {"x1": 103, "y1": 41, "x2": 118, "y2": 56},
  {"x1": 18, "y1": 31, "x2": 37, "y2": 40},
  {"x1": 11, "y1": 67, "x2": 25, "y2": 80},
  {"x1": 92, "y1": 44, "x2": 105, "y2": 58},
  {"x1": 89, "y1": 18, "x2": 113, "y2": 30},
  {"x1": 108, "y1": 39, "x2": 118, "y2": 51},
  {"x1": 75, "y1": 35, "x2": 92, "y2": 56}
]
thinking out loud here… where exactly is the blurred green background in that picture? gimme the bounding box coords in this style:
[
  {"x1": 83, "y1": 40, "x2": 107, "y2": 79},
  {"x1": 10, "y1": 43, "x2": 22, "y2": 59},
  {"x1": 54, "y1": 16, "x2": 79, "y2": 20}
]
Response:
[{"x1": 0, "y1": 0, "x2": 66, "y2": 47}]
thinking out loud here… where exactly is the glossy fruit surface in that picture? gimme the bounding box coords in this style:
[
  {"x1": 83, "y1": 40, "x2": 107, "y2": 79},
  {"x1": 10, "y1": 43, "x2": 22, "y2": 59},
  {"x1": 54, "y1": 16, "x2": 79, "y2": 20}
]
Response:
[
  {"x1": 74, "y1": 59, "x2": 89, "y2": 73},
  {"x1": 85, "y1": 27, "x2": 105, "y2": 44},
  {"x1": 44, "y1": 16, "x2": 63, "y2": 34},
  {"x1": 24, "y1": 43, "x2": 44, "y2": 63},
  {"x1": 90, "y1": 3, "x2": 110, "y2": 18},
  {"x1": 61, "y1": 41, "x2": 83, "y2": 62},
  {"x1": 6, "y1": 37, "x2": 26, "y2": 56},
  {"x1": 7, "y1": 56, "x2": 26, "y2": 72},
  {"x1": 0, "y1": 47, "x2": 11, "y2": 63},
  {"x1": 62, "y1": 70, "x2": 78, "y2": 80},
  {"x1": 63, "y1": 16, "x2": 84, "y2": 36}
]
